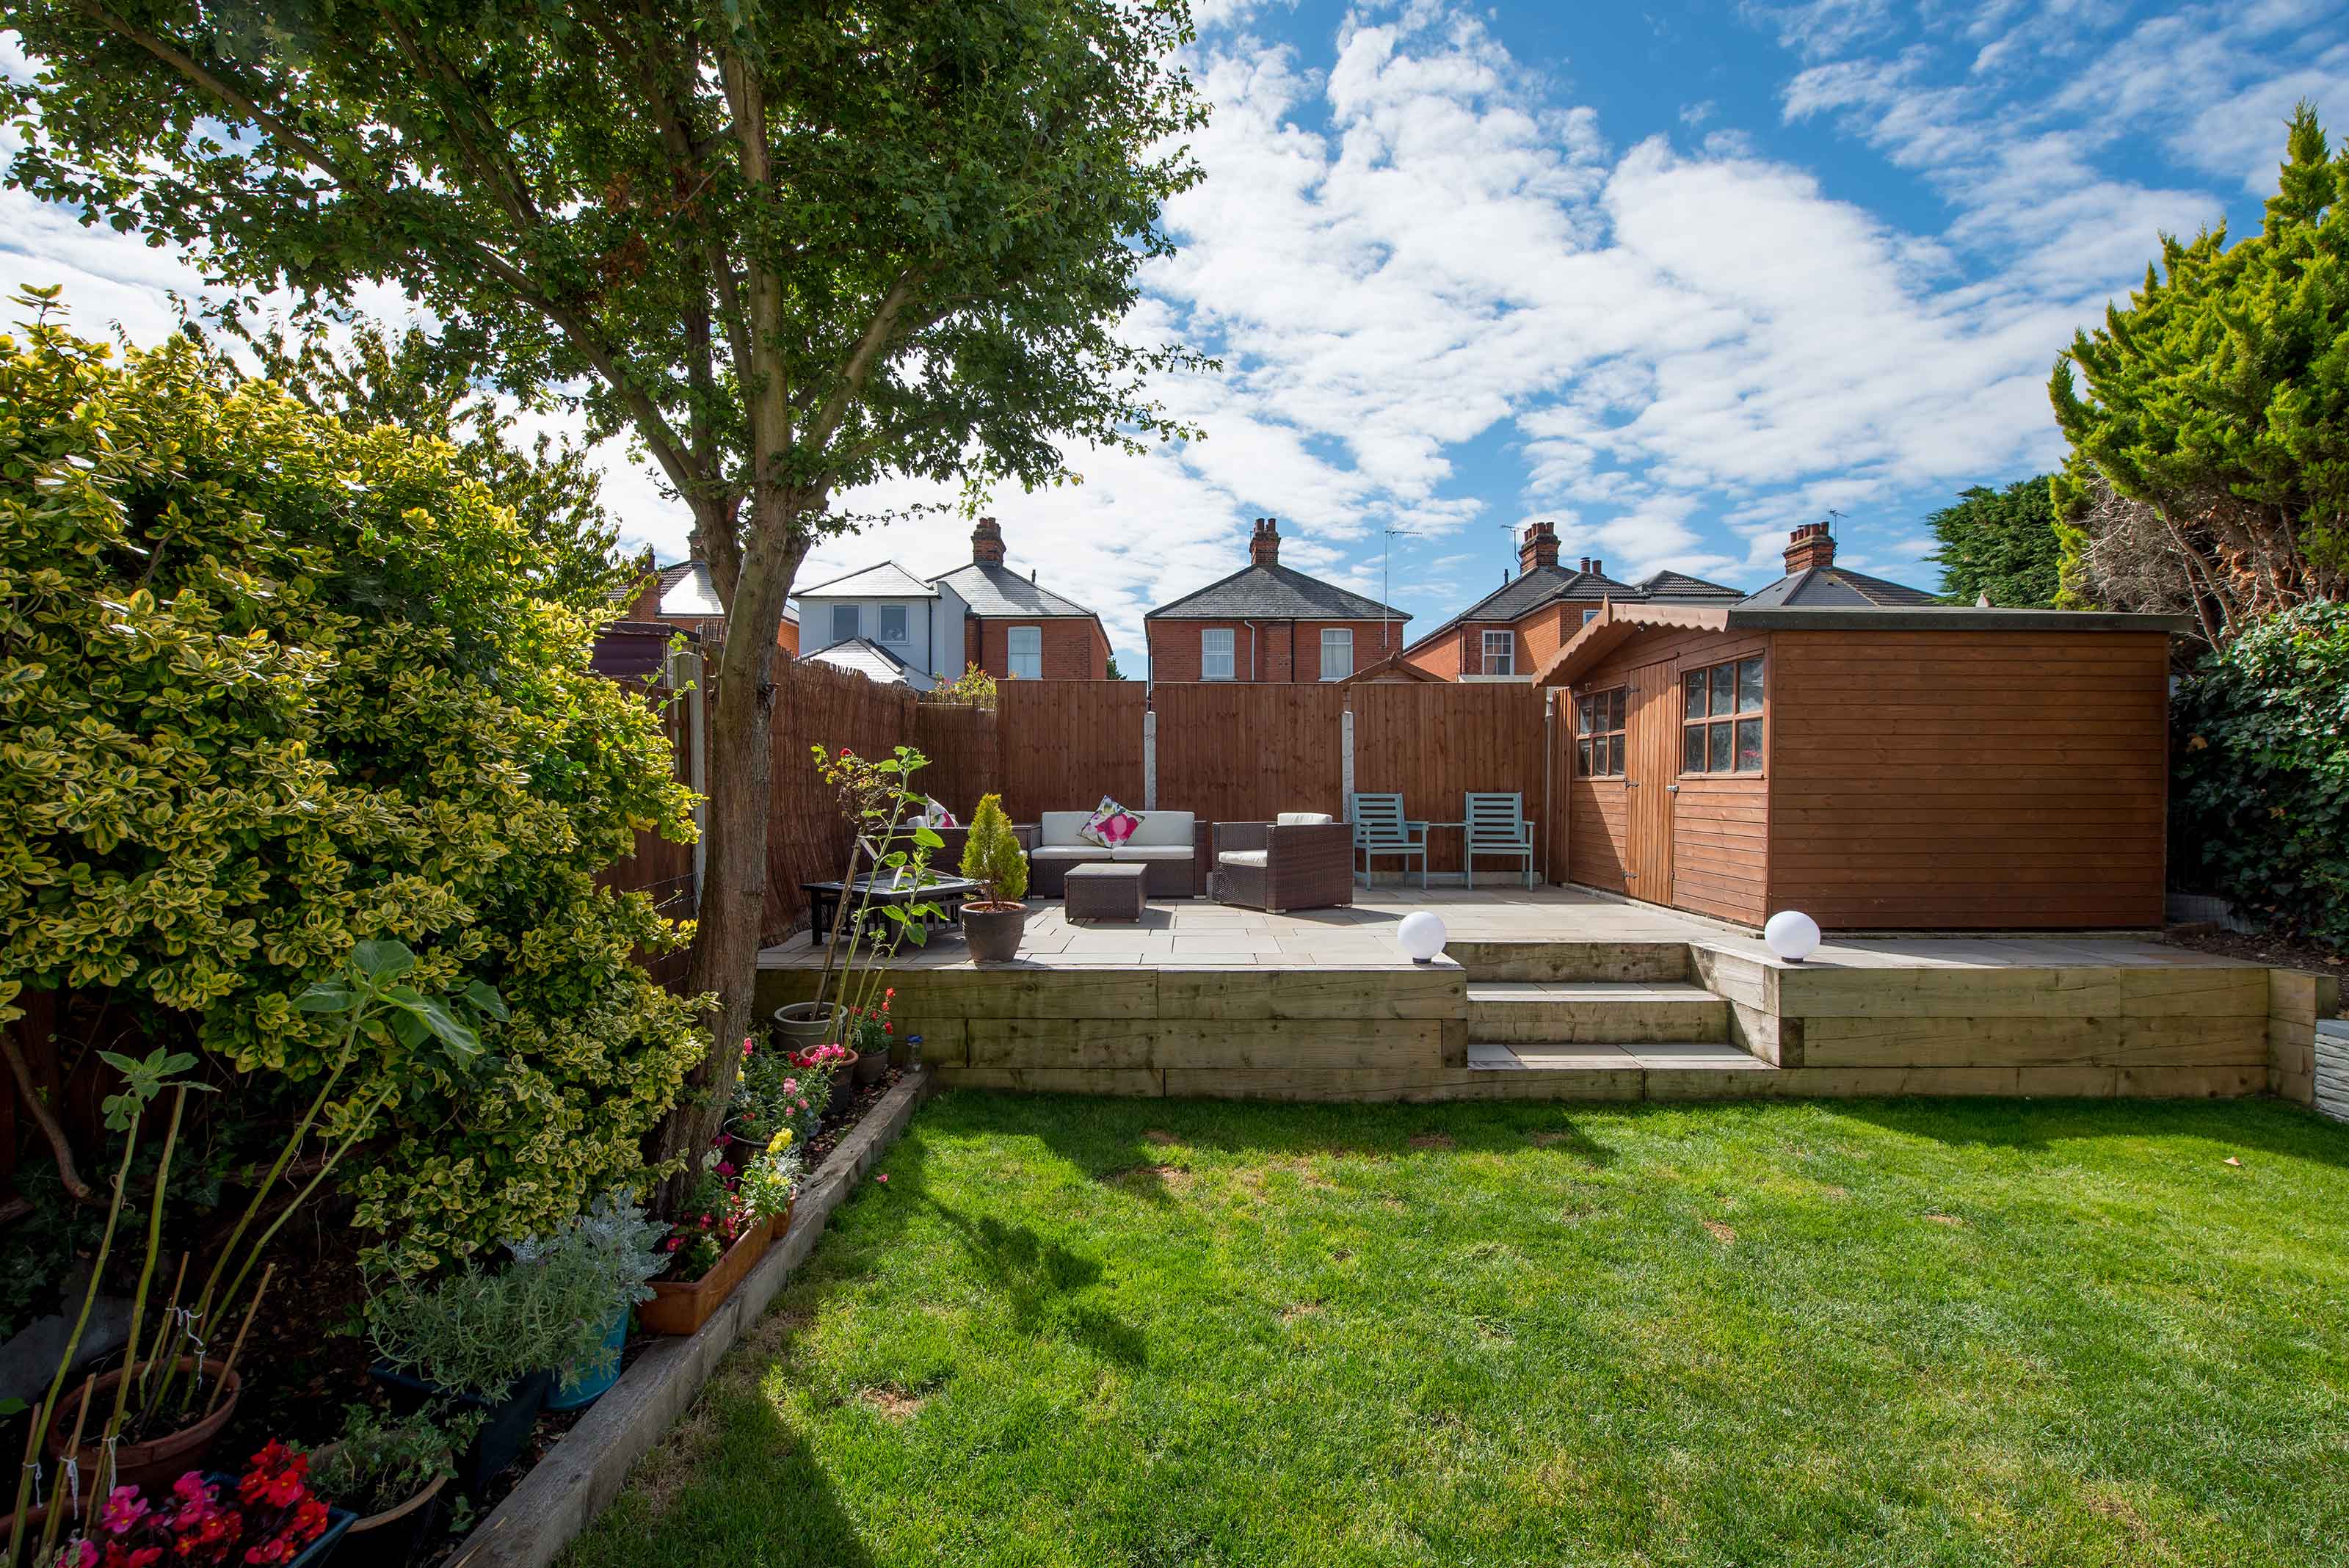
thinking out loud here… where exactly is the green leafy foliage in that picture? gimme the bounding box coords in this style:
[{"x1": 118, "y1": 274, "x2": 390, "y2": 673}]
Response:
[
  {"x1": 1925, "y1": 476, "x2": 2063, "y2": 607},
  {"x1": 961, "y1": 794, "x2": 1028, "y2": 906},
  {"x1": 2050, "y1": 104, "x2": 2349, "y2": 639},
  {"x1": 0, "y1": 304, "x2": 705, "y2": 1271},
  {"x1": 306, "y1": 1404, "x2": 479, "y2": 1517},
  {"x1": 2171, "y1": 602, "x2": 2349, "y2": 948}
]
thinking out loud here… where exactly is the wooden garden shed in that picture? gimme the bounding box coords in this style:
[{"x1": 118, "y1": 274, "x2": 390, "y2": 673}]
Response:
[{"x1": 1535, "y1": 527, "x2": 2190, "y2": 931}]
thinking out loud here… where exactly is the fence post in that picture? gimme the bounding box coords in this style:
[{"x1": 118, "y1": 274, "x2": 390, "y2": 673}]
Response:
[
  {"x1": 1142, "y1": 706, "x2": 1158, "y2": 810},
  {"x1": 1340, "y1": 705, "x2": 1354, "y2": 816}
]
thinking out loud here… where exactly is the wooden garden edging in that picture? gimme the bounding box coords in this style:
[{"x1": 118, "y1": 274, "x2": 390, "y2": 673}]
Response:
[{"x1": 446, "y1": 1068, "x2": 934, "y2": 1568}]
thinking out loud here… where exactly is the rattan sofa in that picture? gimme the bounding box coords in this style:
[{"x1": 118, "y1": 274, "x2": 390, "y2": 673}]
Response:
[
  {"x1": 1025, "y1": 810, "x2": 1210, "y2": 899},
  {"x1": 1211, "y1": 814, "x2": 1354, "y2": 912}
]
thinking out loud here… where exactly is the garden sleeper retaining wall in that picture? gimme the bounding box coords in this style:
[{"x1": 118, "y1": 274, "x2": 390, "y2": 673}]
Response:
[{"x1": 446, "y1": 1067, "x2": 932, "y2": 1568}]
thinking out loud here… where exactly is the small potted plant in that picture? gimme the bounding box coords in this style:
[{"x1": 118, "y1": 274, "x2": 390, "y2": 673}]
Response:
[
  {"x1": 505, "y1": 1191, "x2": 668, "y2": 1411},
  {"x1": 305, "y1": 1405, "x2": 479, "y2": 1568},
  {"x1": 959, "y1": 794, "x2": 1029, "y2": 962},
  {"x1": 779, "y1": 744, "x2": 945, "y2": 1050},
  {"x1": 363, "y1": 1253, "x2": 597, "y2": 1493},
  {"x1": 736, "y1": 1129, "x2": 805, "y2": 1244}
]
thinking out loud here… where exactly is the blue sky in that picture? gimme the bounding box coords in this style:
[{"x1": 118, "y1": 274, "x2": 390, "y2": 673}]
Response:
[{"x1": 7, "y1": 1, "x2": 2344, "y2": 674}]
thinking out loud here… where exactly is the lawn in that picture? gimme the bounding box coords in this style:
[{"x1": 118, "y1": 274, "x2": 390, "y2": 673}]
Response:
[{"x1": 565, "y1": 1092, "x2": 2349, "y2": 1568}]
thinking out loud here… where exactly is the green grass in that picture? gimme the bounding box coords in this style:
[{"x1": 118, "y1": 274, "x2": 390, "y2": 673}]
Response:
[{"x1": 565, "y1": 1093, "x2": 2349, "y2": 1568}]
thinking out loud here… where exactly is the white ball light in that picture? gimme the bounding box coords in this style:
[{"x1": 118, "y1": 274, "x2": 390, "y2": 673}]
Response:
[
  {"x1": 1398, "y1": 910, "x2": 1448, "y2": 964},
  {"x1": 1764, "y1": 910, "x2": 1821, "y2": 963}
]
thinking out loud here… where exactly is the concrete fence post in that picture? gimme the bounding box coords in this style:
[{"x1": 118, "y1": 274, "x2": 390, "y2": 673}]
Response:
[
  {"x1": 1143, "y1": 707, "x2": 1158, "y2": 811},
  {"x1": 1340, "y1": 706, "x2": 1355, "y2": 814}
]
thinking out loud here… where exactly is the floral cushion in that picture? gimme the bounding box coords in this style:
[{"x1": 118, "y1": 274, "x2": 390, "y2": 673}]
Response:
[
  {"x1": 1079, "y1": 795, "x2": 1141, "y2": 847},
  {"x1": 922, "y1": 796, "x2": 958, "y2": 830}
]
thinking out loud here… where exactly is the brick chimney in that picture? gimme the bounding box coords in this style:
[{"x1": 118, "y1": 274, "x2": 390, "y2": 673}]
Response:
[
  {"x1": 972, "y1": 515, "x2": 1006, "y2": 565},
  {"x1": 1250, "y1": 516, "x2": 1281, "y2": 567},
  {"x1": 1575, "y1": 555, "x2": 1605, "y2": 578},
  {"x1": 1518, "y1": 520, "x2": 1559, "y2": 575},
  {"x1": 1784, "y1": 521, "x2": 1836, "y2": 575}
]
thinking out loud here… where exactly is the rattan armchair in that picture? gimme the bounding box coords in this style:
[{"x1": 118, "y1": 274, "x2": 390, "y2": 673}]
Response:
[{"x1": 1212, "y1": 816, "x2": 1355, "y2": 913}]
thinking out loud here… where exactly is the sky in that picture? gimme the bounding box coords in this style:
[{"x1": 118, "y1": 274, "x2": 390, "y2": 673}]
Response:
[{"x1": 6, "y1": 0, "x2": 2344, "y2": 675}]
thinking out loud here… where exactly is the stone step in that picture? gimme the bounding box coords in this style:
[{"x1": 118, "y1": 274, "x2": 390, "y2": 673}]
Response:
[
  {"x1": 1466, "y1": 1041, "x2": 1768, "y2": 1073},
  {"x1": 1445, "y1": 939, "x2": 1690, "y2": 984},
  {"x1": 1467, "y1": 981, "x2": 1729, "y2": 1044}
]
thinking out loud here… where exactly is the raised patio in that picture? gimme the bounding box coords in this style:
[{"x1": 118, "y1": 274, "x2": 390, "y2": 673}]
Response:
[{"x1": 756, "y1": 888, "x2": 2336, "y2": 1103}]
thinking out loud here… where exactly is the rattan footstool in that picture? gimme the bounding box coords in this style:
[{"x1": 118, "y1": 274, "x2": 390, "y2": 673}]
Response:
[{"x1": 1064, "y1": 861, "x2": 1149, "y2": 922}]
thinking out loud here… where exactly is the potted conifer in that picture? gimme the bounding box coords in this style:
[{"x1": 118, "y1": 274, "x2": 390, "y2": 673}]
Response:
[{"x1": 958, "y1": 794, "x2": 1029, "y2": 962}]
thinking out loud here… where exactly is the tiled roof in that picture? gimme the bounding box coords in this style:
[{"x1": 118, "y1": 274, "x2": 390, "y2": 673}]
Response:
[
  {"x1": 609, "y1": 559, "x2": 797, "y2": 623},
  {"x1": 802, "y1": 636, "x2": 915, "y2": 685},
  {"x1": 932, "y1": 562, "x2": 1100, "y2": 620},
  {"x1": 1739, "y1": 566, "x2": 1941, "y2": 609},
  {"x1": 1147, "y1": 562, "x2": 1406, "y2": 622},
  {"x1": 1638, "y1": 569, "x2": 1744, "y2": 600},
  {"x1": 796, "y1": 561, "x2": 938, "y2": 599},
  {"x1": 1406, "y1": 563, "x2": 1740, "y2": 651}
]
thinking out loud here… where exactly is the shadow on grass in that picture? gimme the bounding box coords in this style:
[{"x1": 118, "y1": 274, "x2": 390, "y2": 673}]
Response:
[
  {"x1": 1833, "y1": 1093, "x2": 2349, "y2": 1170},
  {"x1": 924, "y1": 1197, "x2": 1148, "y2": 1367}
]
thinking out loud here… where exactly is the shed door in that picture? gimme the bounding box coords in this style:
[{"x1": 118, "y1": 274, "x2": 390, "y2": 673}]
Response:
[{"x1": 1623, "y1": 661, "x2": 1677, "y2": 904}]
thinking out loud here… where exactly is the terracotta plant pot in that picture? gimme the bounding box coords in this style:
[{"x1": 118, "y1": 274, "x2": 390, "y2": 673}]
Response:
[
  {"x1": 46, "y1": 1356, "x2": 241, "y2": 1492},
  {"x1": 313, "y1": 1444, "x2": 453, "y2": 1568},
  {"x1": 637, "y1": 1209, "x2": 783, "y2": 1337},
  {"x1": 852, "y1": 1044, "x2": 887, "y2": 1087},
  {"x1": 771, "y1": 1001, "x2": 841, "y2": 1052},
  {"x1": 962, "y1": 901, "x2": 1027, "y2": 962}
]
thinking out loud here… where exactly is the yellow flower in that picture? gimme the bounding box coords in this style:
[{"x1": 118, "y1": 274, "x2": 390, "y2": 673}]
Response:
[{"x1": 769, "y1": 1129, "x2": 793, "y2": 1153}]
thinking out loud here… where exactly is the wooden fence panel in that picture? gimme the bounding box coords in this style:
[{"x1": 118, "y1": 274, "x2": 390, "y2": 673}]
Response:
[
  {"x1": 1349, "y1": 683, "x2": 1548, "y2": 874},
  {"x1": 760, "y1": 658, "x2": 922, "y2": 943},
  {"x1": 1152, "y1": 684, "x2": 1348, "y2": 825},
  {"x1": 911, "y1": 700, "x2": 999, "y2": 816},
  {"x1": 992, "y1": 681, "x2": 1146, "y2": 822}
]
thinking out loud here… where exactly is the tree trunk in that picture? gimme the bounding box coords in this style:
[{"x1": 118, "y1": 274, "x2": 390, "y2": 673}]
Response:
[{"x1": 657, "y1": 511, "x2": 808, "y2": 1198}]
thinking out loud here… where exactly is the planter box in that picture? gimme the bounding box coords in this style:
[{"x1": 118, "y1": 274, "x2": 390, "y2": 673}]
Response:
[
  {"x1": 637, "y1": 1208, "x2": 786, "y2": 1338},
  {"x1": 202, "y1": 1473, "x2": 357, "y2": 1568}
]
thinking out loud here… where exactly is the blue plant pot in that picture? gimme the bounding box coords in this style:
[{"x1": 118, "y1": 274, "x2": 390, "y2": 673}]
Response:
[
  {"x1": 543, "y1": 1307, "x2": 630, "y2": 1412},
  {"x1": 368, "y1": 1363, "x2": 554, "y2": 1495}
]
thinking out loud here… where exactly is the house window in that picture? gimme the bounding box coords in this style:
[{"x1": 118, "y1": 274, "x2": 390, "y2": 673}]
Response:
[
  {"x1": 1575, "y1": 688, "x2": 1626, "y2": 777},
  {"x1": 1481, "y1": 630, "x2": 1515, "y2": 676},
  {"x1": 1682, "y1": 655, "x2": 1765, "y2": 774},
  {"x1": 1201, "y1": 627, "x2": 1235, "y2": 680},
  {"x1": 830, "y1": 603, "x2": 860, "y2": 645},
  {"x1": 876, "y1": 603, "x2": 908, "y2": 644},
  {"x1": 1007, "y1": 625, "x2": 1042, "y2": 680},
  {"x1": 1580, "y1": 608, "x2": 1600, "y2": 627},
  {"x1": 1321, "y1": 628, "x2": 1354, "y2": 680}
]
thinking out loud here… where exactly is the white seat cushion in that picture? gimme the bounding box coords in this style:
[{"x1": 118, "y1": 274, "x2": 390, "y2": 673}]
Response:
[
  {"x1": 1122, "y1": 812, "x2": 1195, "y2": 846},
  {"x1": 1275, "y1": 812, "x2": 1334, "y2": 826},
  {"x1": 1108, "y1": 846, "x2": 1193, "y2": 862},
  {"x1": 1217, "y1": 849, "x2": 1268, "y2": 868},
  {"x1": 1030, "y1": 844, "x2": 1101, "y2": 862},
  {"x1": 1036, "y1": 811, "x2": 1093, "y2": 846}
]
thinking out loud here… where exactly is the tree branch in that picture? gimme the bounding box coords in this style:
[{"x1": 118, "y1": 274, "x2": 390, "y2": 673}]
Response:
[{"x1": 3, "y1": 1026, "x2": 92, "y2": 1202}]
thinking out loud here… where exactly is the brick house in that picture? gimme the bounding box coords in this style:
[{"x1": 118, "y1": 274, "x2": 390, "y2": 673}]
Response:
[
  {"x1": 929, "y1": 518, "x2": 1112, "y2": 681},
  {"x1": 620, "y1": 551, "x2": 799, "y2": 655},
  {"x1": 1145, "y1": 518, "x2": 1409, "y2": 682},
  {"x1": 1404, "y1": 521, "x2": 1740, "y2": 680}
]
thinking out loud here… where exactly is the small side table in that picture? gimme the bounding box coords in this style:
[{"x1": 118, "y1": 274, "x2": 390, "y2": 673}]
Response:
[{"x1": 1064, "y1": 862, "x2": 1149, "y2": 923}]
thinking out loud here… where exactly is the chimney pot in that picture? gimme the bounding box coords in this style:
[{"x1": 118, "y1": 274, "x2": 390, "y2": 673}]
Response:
[
  {"x1": 1250, "y1": 515, "x2": 1281, "y2": 567},
  {"x1": 972, "y1": 515, "x2": 1006, "y2": 565},
  {"x1": 1783, "y1": 520, "x2": 1837, "y2": 576}
]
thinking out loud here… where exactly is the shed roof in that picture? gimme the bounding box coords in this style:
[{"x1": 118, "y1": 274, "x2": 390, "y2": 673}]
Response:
[
  {"x1": 932, "y1": 561, "x2": 1100, "y2": 620},
  {"x1": 796, "y1": 561, "x2": 938, "y2": 599},
  {"x1": 1336, "y1": 649, "x2": 1449, "y2": 684},
  {"x1": 1530, "y1": 600, "x2": 2193, "y2": 686},
  {"x1": 1404, "y1": 562, "x2": 1741, "y2": 653},
  {"x1": 1147, "y1": 562, "x2": 1406, "y2": 623}
]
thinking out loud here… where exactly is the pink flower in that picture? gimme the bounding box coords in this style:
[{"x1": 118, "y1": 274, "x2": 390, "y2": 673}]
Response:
[
  {"x1": 741, "y1": 1039, "x2": 755, "y2": 1058},
  {"x1": 716, "y1": 1161, "x2": 735, "y2": 1177},
  {"x1": 68, "y1": 1540, "x2": 97, "y2": 1568},
  {"x1": 876, "y1": 1172, "x2": 890, "y2": 1184},
  {"x1": 665, "y1": 1237, "x2": 682, "y2": 1251},
  {"x1": 101, "y1": 1485, "x2": 150, "y2": 1536},
  {"x1": 783, "y1": 1078, "x2": 799, "y2": 1095}
]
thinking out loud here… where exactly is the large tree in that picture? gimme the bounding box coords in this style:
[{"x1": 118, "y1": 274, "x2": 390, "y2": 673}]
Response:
[
  {"x1": 1924, "y1": 475, "x2": 2062, "y2": 608},
  {"x1": 2049, "y1": 102, "x2": 2349, "y2": 644},
  {"x1": 6, "y1": 0, "x2": 1207, "y2": 1165}
]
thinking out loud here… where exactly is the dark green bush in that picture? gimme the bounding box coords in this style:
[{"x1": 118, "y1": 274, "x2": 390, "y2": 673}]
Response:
[{"x1": 2171, "y1": 602, "x2": 2349, "y2": 948}]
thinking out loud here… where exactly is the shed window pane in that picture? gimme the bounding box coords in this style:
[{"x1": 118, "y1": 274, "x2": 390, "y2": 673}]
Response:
[
  {"x1": 1682, "y1": 722, "x2": 1705, "y2": 774},
  {"x1": 1708, "y1": 721, "x2": 1732, "y2": 772},
  {"x1": 1709, "y1": 664, "x2": 1735, "y2": 715},
  {"x1": 1609, "y1": 736, "x2": 1625, "y2": 776},
  {"x1": 1684, "y1": 669, "x2": 1707, "y2": 719},
  {"x1": 1577, "y1": 739, "x2": 1594, "y2": 775},
  {"x1": 1735, "y1": 717, "x2": 1763, "y2": 772},
  {"x1": 1737, "y1": 657, "x2": 1764, "y2": 713},
  {"x1": 1577, "y1": 696, "x2": 1594, "y2": 735}
]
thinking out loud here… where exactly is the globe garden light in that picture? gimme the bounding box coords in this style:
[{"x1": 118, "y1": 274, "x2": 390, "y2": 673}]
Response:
[
  {"x1": 1398, "y1": 911, "x2": 1448, "y2": 964},
  {"x1": 1764, "y1": 910, "x2": 1821, "y2": 963}
]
